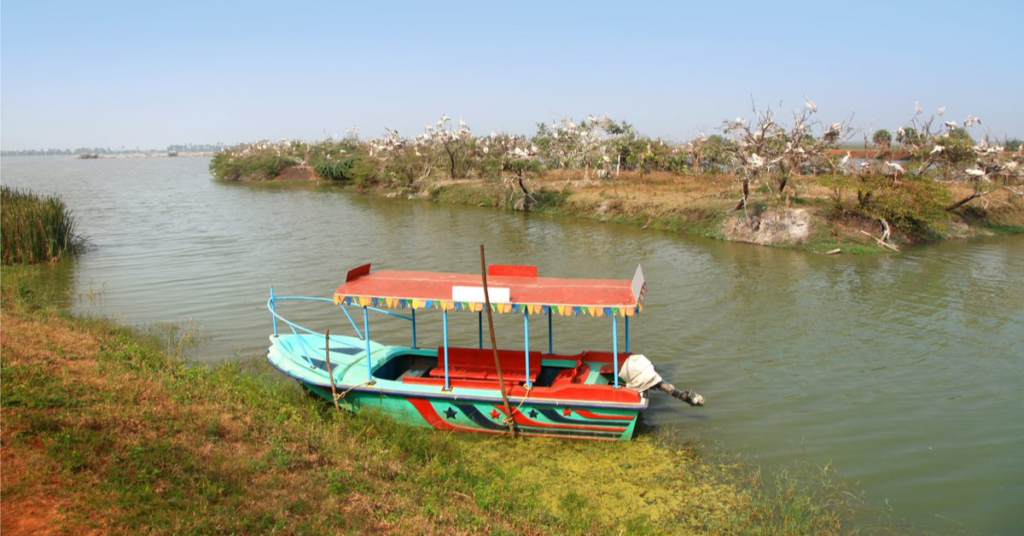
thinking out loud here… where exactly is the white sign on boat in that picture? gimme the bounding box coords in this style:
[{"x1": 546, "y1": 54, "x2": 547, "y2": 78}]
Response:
[{"x1": 452, "y1": 285, "x2": 510, "y2": 303}]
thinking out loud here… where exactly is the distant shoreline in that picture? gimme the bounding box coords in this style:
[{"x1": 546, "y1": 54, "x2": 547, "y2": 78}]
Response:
[{"x1": 1, "y1": 151, "x2": 217, "y2": 159}]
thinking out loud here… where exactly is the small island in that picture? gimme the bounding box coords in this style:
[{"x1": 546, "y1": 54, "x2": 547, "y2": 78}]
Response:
[{"x1": 211, "y1": 110, "x2": 1024, "y2": 254}]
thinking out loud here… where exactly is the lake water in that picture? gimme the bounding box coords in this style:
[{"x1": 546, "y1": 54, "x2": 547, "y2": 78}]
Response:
[{"x1": 3, "y1": 155, "x2": 1022, "y2": 535}]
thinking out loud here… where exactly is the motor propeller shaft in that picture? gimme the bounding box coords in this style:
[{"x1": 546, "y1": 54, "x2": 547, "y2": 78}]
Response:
[{"x1": 657, "y1": 381, "x2": 704, "y2": 407}]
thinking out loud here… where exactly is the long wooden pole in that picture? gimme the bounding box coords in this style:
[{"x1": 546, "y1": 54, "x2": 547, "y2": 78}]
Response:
[
  {"x1": 325, "y1": 330, "x2": 341, "y2": 411},
  {"x1": 481, "y1": 244, "x2": 516, "y2": 437}
]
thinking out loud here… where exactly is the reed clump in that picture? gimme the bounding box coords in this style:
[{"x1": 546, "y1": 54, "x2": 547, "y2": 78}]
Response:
[{"x1": 1, "y1": 186, "x2": 84, "y2": 265}]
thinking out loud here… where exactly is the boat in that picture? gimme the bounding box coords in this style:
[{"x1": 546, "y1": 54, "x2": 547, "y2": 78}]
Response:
[{"x1": 266, "y1": 261, "x2": 702, "y2": 441}]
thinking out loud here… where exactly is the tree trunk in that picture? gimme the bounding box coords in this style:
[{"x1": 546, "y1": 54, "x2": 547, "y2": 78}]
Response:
[
  {"x1": 945, "y1": 192, "x2": 982, "y2": 212},
  {"x1": 517, "y1": 173, "x2": 532, "y2": 211},
  {"x1": 733, "y1": 178, "x2": 749, "y2": 211}
]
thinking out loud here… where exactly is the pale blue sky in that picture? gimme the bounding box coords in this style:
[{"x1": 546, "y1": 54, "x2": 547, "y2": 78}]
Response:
[{"x1": 2, "y1": 0, "x2": 1022, "y2": 150}]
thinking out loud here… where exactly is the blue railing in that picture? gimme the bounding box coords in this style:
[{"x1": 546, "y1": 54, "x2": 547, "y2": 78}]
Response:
[{"x1": 267, "y1": 288, "x2": 415, "y2": 381}]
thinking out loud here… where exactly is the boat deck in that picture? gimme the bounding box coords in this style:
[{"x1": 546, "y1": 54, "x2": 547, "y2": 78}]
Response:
[{"x1": 268, "y1": 333, "x2": 646, "y2": 408}]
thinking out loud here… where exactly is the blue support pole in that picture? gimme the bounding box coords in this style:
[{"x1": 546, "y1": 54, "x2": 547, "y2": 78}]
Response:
[
  {"x1": 270, "y1": 286, "x2": 278, "y2": 336},
  {"x1": 625, "y1": 314, "x2": 630, "y2": 354},
  {"x1": 363, "y1": 306, "x2": 373, "y2": 383},
  {"x1": 478, "y1": 311, "x2": 483, "y2": 349},
  {"x1": 547, "y1": 307, "x2": 553, "y2": 354},
  {"x1": 524, "y1": 311, "x2": 532, "y2": 387},
  {"x1": 411, "y1": 308, "x2": 417, "y2": 349},
  {"x1": 612, "y1": 314, "x2": 619, "y2": 388},
  {"x1": 443, "y1": 309, "x2": 451, "y2": 391}
]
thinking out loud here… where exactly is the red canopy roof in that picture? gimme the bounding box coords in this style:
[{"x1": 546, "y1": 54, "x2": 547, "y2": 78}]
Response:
[{"x1": 333, "y1": 264, "x2": 647, "y2": 317}]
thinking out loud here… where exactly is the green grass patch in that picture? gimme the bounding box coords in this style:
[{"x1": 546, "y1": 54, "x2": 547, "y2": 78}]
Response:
[{"x1": 429, "y1": 181, "x2": 502, "y2": 207}]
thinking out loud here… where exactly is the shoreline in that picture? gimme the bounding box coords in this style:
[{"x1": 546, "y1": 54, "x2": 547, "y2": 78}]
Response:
[
  {"x1": 1, "y1": 152, "x2": 217, "y2": 159},
  {"x1": 1, "y1": 264, "x2": 857, "y2": 535},
  {"x1": 250, "y1": 166, "x2": 1024, "y2": 254}
]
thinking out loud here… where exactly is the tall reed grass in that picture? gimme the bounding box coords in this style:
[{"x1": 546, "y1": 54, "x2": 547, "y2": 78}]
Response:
[{"x1": 1, "y1": 185, "x2": 84, "y2": 265}]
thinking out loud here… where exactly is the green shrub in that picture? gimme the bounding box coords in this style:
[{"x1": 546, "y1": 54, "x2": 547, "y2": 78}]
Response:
[
  {"x1": 1, "y1": 186, "x2": 85, "y2": 265},
  {"x1": 209, "y1": 152, "x2": 296, "y2": 181},
  {"x1": 531, "y1": 186, "x2": 571, "y2": 211},
  {"x1": 872, "y1": 129, "x2": 892, "y2": 149},
  {"x1": 312, "y1": 157, "x2": 355, "y2": 181},
  {"x1": 349, "y1": 157, "x2": 381, "y2": 188},
  {"x1": 858, "y1": 176, "x2": 951, "y2": 234}
]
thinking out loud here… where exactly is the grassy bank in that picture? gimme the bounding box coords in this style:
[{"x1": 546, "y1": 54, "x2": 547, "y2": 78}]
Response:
[
  {"x1": 1, "y1": 264, "x2": 857, "y2": 535},
  {"x1": 1, "y1": 186, "x2": 84, "y2": 265},
  {"x1": 421, "y1": 170, "x2": 1024, "y2": 253}
]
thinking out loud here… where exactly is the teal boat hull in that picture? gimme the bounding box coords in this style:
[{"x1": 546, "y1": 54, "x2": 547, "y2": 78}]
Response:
[{"x1": 268, "y1": 333, "x2": 647, "y2": 440}]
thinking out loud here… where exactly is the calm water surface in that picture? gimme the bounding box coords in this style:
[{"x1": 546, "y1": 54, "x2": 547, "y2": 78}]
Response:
[{"x1": 4, "y1": 156, "x2": 1022, "y2": 535}]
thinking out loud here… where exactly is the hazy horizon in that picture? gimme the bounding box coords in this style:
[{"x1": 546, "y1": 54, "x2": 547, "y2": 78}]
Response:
[{"x1": 3, "y1": 1, "x2": 1022, "y2": 152}]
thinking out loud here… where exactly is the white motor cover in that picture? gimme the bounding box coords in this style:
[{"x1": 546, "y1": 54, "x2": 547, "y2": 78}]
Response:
[{"x1": 619, "y1": 354, "x2": 663, "y2": 391}]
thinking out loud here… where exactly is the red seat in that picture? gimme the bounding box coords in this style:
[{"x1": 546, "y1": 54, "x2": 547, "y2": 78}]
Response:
[
  {"x1": 402, "y1": 375, "x2": 517, "y2": 390},
  {"x1": 428, "y1": 347, "x2": 540, "y2": 383},
  {"x1": 551, "y1": 357, "x2": 590, "y2": 385}
]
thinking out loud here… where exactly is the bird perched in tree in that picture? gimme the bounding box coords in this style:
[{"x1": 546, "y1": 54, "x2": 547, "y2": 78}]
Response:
[
  {"x1": 824, "y1": 122, "x2": 843, "y2": 142},
  {"x1": 804, "y1": 95, "x2": 817, "y2": 113},
  {"x1": 965, "y1": 168, "x2": 987, "y2": 179}
]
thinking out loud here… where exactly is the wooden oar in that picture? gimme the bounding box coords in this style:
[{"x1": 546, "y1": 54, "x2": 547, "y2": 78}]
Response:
[{"x1": 480, "y1": 244, "x2": 516, "y2": 437}]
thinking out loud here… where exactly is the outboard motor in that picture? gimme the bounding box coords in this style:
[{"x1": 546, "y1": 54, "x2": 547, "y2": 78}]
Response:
[{"x1": 619, "y1": 354, "x2": 704, "y2": 407}]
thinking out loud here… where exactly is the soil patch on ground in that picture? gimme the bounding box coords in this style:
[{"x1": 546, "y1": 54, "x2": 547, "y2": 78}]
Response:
[{"x1": 272, "y1": 164, "x2": 318, "y2": 181}]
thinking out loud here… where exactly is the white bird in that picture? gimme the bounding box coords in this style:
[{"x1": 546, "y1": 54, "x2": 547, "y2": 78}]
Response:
[
  {"x1": 938, "y1": 107, "x2": 946, "y2": 116},
  {"x1": 885, "y1": 161, "x2": 905, "y2": 175},
  {"x1": 964, "y1": 115, "x2": 981, "y2": 127},
  {"x1": 824, "y1": 122, "x2": 843, "y2": 140},
  {"x1": 965, "y1": 168, "x2": 987, "y2": 179},
  {"x1": 915, "y1": 101, "x2": 923, "y2": 115},
  {"x1": 944, "y1": 121, "x2": 958, "y2": 130},
  {"x1": 840, "y1": 150, "x2": 852, "y2": 166},
  {"x1": 931, "y1": 145, "x2": 944, "y2": 154},
  {"x1": 459, "y1": 117, "x2": 467, "y2": 128},
  {"x1": 804, "y1": 95, "x2": 817, "y2": 113}
]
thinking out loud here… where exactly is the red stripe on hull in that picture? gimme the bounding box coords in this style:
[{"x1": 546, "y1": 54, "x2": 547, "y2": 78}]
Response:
[
  {"x1": 572, "y1": 408, "x2": 635, "y2": 421},
  {"x1": 406, "y1": 398, "x2": 504, "y2": 434},
  {"x1": 497, "y1": 407, "x2": 627, "y2": 433}
]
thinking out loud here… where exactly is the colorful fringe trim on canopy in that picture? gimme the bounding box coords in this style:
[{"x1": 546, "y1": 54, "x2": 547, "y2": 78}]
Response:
[{"x1": 333, "y1": 284, "x2": 647, "y2": 317}]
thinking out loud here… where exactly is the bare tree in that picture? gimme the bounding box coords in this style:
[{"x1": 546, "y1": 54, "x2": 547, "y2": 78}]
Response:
[{"x1": 721, "y1": 98, "x2": 855, "y2": 211}]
